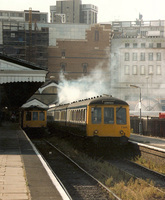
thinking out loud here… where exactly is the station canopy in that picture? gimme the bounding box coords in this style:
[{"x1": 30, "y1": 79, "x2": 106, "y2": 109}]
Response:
[
  {"x1": 0, "y1": 54, "x2": 47, "y2": 109},
  {"x1": 0, "y1": 54, "x2": 47, "y2": 84}
]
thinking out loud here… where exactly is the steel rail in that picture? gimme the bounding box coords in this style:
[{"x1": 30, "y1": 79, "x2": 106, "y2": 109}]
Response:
[{"x1": 44, "y1": 139, "x2": 122, "y2": 200}]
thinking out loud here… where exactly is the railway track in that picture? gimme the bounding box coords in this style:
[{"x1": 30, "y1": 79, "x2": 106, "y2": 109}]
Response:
[
  {"x1": 32, "y1": 138, "x2": 121, "y2": 200},
  {"x1": 103, "y1": 141, "x2": 165, "y2": 193},
  {"x1": 105, "y1": 159, "x2": 165, "y2": 190},
  {"x1": 128, "y1": 140, "x2": 165, "y2": 174},
  {"x1": 27, "y1": 128, "x2": 165, "y2": 199}
]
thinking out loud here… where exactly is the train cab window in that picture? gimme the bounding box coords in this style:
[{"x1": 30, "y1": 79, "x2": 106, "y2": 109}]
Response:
[
  {"x1": 33, "y1": 112, "x2": 38, "y2": 121},
  {"x1": 116, "y1": 107, "x2": 126, "y2": 124},
  {"x1": 91, "y1": 107, "x2": 101, "y2": 124},
  {"x1": 39, "y1": 112, "x2": 45, "y2": 121},
  {"x1": 104, "y1": 108, "x2": 114, "y2": 124},
  {"x1": 26, "y1": 112, "x2": 31, "y2": 121}
]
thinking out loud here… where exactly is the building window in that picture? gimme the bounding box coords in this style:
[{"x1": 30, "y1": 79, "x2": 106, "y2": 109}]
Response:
[
  {"x1": 156, "y1": 53, "x2": 161, "y2": 61},
  {"x1": 2, "y1": 12, "x2": 9, "y2": 17},
  {"x1": 95, "y1": 30, "x2": 99, "y2": 41},
  {"x1": 124, "y1": 65, "x2": 130, "y2": 75},
  {"x1": 132, "y1": 65, "x2": 137, "y2": 75},
  {"x1": 125, "y1": 53, "x2": 129, "y2": 61},
  {"x1": 141, "y1": 43, "x2": 145, "y2": 48},
  {"x1": 61, "y1": 50, "x2": 65, "y2": 58},
  {"x1": 60, "y1": 63, "x2": 66, "y2": 72},
  {"x1": 149, "y1": 43, "x2": 153, "y2": 48},
  {"x1": 156, "y1": 65, "x2": 161, "y2": 75},
  {"x1": 133, "y1": 43, "x2": 137, "y2": 48},
  {"x1": 140, "y1": 53, "x2": 145, "y2": 61},
  {"x1": 140, "y1": 65, "x2": 145, "y2": 75},
  {"x1": 132, "y1": 53, "x2": 137, "y2": 61},
  {"x1": 141, "y1": 31, "x2": 147, "y2": 37},
  {"x1": 157, "y1": 43, "x2": 161, "y2": 48},
  {"x1": 148, "y1": 53, "x2": 153, "y2": 61},
  {"x1": 125, "y1": 43, "x2": 129, "y2": 48},
  {"x1": 82, "y1": 63, "x2": 88, "y2": 74},
  {"x1": 148, "y1": 65, "x2": 154, "y2": 75},
  {"x1": 11, "y1": 33, "x2": 15, "y2": 38}
]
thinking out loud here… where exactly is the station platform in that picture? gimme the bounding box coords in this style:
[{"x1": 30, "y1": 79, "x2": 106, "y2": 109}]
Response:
[
  {"x1": 129, "y1": 133, "x2": 165, "y2": 150},
  {"x1": 0, "y1": 122, "x2": 70, "y2": 200}
]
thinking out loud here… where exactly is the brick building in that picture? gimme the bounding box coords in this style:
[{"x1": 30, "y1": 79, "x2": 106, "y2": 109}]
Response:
[{"x1": 48, "y1": 24, "x2": 112, "y2": 82}]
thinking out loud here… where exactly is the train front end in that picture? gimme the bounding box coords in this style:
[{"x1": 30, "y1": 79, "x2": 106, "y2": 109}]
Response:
[{"x1": 86, "y1": 97, "x2": 130, "y2": 145}]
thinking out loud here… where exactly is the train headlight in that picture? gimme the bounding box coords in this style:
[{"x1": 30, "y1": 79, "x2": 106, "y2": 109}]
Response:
[
  {"x1": 93, "y1": 130, "x2": 98, "y2": 135},
  {"x1": 120, "y1": 130, "x2": 125, "y2": 136}
]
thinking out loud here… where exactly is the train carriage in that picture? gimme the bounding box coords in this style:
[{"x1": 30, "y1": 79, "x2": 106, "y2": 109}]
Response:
[
  {"x1": 21, "y1": 99, "x2": 48, "y2": 129},
  {"x1": 48, "y1": 95, "x2": 130, "y2": 144}
]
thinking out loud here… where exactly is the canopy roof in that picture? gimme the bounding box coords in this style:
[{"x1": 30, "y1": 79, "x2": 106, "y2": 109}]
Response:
[
  {"x1": 0, "y1": 54, "x2": 47, "y2": 109},
  {"x1": 0, "y1": 53, "x2": 47, "y2": 84}
]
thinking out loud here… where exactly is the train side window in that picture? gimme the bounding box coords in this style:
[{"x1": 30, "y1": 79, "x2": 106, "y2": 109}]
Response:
[
  {"x1": 72, "y1": 111, "x2": 74, "y2": 121},
  {"x1": 78, "y1": 110, "x2": 81, "y2": 121},
  {"x1": 80, "y1": 110, "x2": 82, "y2": 121},
  {"x1": 69, "y1": 111, "x2": 72, "y2": 121},
  {"x1": 83, "y1": 109, "x2": 86, "y2": 121},
  {"x1": 74, "y1": 111, "x2": 76, "y2": 121},
  {"x1": 76, "y1": 110, "x2": 78, "y2": 121},
  {"x1": 116, "y1": 107, "x2": 126, "y2": 124},
  {"x1": 33, "y1": 112, "x2": 38, "y2": 121},
  {"x1": 39, "y1": 112, "x2": 45, "y2": 121},
  {"x1": 55, "y1": 111, "x2": 58, "y2": 120},
  {"x1": 82, "y1": 110, "x2": 84, "y2": 121},
  {"x1": 26, "y1": 112, "x2": 31, "y2": 121},
  {"x1": 91, "y1": 107, "x2": 101, "y2": 124},
  {"x1": 104, "y1": 108, "x2": 114, "y2": 124}
]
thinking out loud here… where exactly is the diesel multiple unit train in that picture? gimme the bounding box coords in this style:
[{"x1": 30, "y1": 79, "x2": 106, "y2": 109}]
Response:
[
  {"x1": 21, "y1": 106, "x2": 47, "y2": 129},
  {"x1": 47, "y1": 95, "x2": 131, "y2": 144}
]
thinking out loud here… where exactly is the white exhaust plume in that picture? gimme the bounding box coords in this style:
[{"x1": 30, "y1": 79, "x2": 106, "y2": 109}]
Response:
[{"x1": 57, "y1": 65, "x2": 111, "y2": 104}]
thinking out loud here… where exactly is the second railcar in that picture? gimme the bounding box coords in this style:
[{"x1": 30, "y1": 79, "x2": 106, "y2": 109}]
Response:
[{"x1": 21, "y1": 106, "x2": 47, "y2": 129}]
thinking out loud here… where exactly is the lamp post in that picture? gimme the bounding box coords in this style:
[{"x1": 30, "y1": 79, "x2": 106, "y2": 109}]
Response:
[{"x1": 130, "y1": 84, "x2": 142, "y2": 135}]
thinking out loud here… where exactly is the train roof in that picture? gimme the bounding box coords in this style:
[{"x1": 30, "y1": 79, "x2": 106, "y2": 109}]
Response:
[
  {"x1": 22, "y1": 105, "x2": 47, "y2": 111},
  {"x1": 49, "y1": 96, "x2": 129, "y2": 111},
  {"x1": 67, "y1": 95, "x2": 128, "y2": 108},
  {"x1": 21, "y1": 98, "x2": 49, "y2": 110}
]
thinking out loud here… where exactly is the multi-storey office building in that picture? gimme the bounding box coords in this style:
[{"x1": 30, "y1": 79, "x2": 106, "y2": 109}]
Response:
[
  {"x1": 0, "y1": 21, "x2": 49, "y2": 69},
  {"x1": 56, "y1": 0, "x2": 81, "y2": 23},
  {"x1": 0, "y1": 10, "x2": 48, "y2": 23},
  {"x1": 80, "y1": 4, "x2": 98, "y2": 24},
  {"x1": 110, "y1": 20, "x2": 165, "y2": 111},
  {"x1": 50, "y1": 0, "x2": 98, "y2": 24}
]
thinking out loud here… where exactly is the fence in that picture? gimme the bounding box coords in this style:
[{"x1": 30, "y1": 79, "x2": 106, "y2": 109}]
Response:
[{"x1": 130, "y1": 117, "x2": 165, "y2": 138}]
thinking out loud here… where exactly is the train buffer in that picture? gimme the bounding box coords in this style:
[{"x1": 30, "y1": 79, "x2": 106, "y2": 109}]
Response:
[{"x1": 0, "y1": 122, "x2": 70, "y2": 200}]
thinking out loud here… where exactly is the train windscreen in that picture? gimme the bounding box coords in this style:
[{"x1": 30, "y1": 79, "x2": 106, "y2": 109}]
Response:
[
  {"x1": 104, "y1": 107, "x2": 114, "y2": 124},
  {"x1": 91, "y1": 107, "x2": 101, "y2": 124},
  {"x1": 116, "y1": 107, "x2": 126, "y2": 124}
]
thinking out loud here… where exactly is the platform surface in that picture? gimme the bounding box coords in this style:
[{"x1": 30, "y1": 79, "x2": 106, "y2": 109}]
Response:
[
  {"x1": 130, "y1": 133, "x2": 165, "y2": 150},
  {"x1": 0, "y1": 122, "x2": 68, "y2": 200}
]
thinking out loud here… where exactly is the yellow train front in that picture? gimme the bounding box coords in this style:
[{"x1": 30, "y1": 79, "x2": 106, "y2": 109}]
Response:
[
  {"x1": 21, "y1": 106, "x2": 47, "y2": 129},
  {"x1": 48, "y1": 95, "x2": 130, "y2": 145},
  {"x1": 89, "y1": 100, "x2": 130, "y2": 144}
]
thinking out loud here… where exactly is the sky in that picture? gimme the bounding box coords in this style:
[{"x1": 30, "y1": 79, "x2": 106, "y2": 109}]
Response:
[{"x1": 1, "y1": 0, "x2": 165, "y2": 22}]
